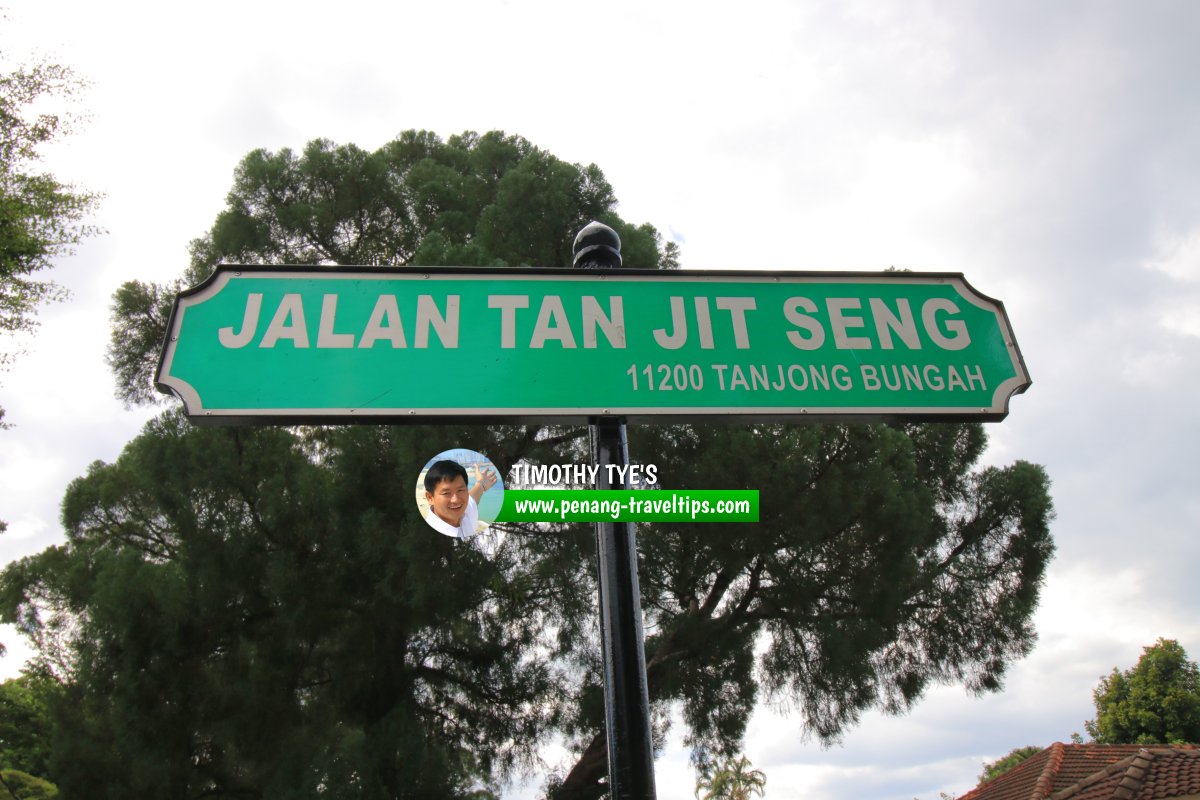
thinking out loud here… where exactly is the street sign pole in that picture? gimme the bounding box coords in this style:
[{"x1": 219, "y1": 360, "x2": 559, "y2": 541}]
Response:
[{"x1": 575, "y1": 222, "x2": 658, "y2": 800}]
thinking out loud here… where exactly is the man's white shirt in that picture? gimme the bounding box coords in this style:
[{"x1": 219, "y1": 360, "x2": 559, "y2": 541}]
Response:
[{"x1": 425, "y1": 496, "x2": 479, "y2": 540}]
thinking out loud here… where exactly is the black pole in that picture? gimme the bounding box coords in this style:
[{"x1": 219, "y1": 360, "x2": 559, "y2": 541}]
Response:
[{"x1": 574, "y1": 222, "x2": 658, "y2": 800}]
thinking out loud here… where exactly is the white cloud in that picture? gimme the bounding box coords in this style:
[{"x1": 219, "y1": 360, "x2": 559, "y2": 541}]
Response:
[
  {"x1": 1160, "y1": 309, "x2": 1200, "y2": 338},
  {"x1": 0, "y1": 627, "x2": 35, "y2": 678},
  {"x1": 1140, "y1": 229, "x2": 1200, "y2": 337},
  {"x1": 1144, "y1": 229, "x2": 1200, "y2": 283}
]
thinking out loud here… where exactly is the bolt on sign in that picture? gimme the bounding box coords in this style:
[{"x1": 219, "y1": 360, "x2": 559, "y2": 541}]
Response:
[{"x1": 155, "y1": 266, "x2": 1030, "y2": 424}]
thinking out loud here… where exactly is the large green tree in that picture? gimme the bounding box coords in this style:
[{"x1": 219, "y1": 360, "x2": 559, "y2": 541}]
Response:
[
  {"x1": 1085, "y1": 638, "x2": 1200, "y2": 745},
  {"x1": 1, "y1": 130, "x2": 1055, "y2": 799}
]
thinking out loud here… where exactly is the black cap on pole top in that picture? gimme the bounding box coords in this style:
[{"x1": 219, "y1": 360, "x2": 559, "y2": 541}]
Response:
[{"x1": 573, "y1": 221, "x2": 622, "y2": 269}]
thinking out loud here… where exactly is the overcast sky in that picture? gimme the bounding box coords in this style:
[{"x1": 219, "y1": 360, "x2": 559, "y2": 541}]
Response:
[{"x1": 2, "y1": 2, "x2": 1199, "y2": 798}]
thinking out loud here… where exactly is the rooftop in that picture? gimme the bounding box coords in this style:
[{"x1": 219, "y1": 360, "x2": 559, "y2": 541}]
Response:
[{"x1": 958, "y1": 743, "x2": 1200, "y2": 800}]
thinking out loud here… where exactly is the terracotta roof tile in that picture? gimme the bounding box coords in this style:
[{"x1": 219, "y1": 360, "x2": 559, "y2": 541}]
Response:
[
  {"x1": 1129, "y1": 749, "x2": 1200, "y2": 799},
  {"x1": 959, "y1": 744, "x2": 1200, "y2": 800}
]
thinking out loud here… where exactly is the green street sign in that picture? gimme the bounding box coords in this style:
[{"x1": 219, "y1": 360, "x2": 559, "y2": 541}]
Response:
[{"x1": 155, "y1": 266, "x2": 1030, "y2": 423}]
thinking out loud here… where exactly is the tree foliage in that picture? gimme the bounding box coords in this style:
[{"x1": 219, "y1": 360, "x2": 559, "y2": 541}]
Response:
[
  {"x1": 694, "y1": 754, "x2": 765, "y2": 800},
  {"x1": 1, "y1": 129, "x2": 1056, "y2": 799},
  {"x1": 3, "y1": 415, "x2": 577, "y2": 798},
  {"x1": 979, "y1": 745, "x2": 1041, "y2": 783},
  {"x1": 0, "y1": 48, "x2": 99, "y2": 439},
  {"x1": 0, "y1": 769, "x2": 58, "y2": 799},
  {"x1": 0, "y1": 671, "x2": 58, "y2": 796},
  {"x1": 0, "y1": 674, "x2": 56, "y2": 780},
  {"x1": 0, "y1": 56, "x2": 99, "y2": 348},
  {"x1": 1085, "y1": 638, "x2": 1200, "y2": 745}
]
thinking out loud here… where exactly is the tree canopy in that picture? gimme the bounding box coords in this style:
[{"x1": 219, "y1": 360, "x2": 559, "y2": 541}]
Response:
[
  {"x1": 1085, "y1": 638, "x2": 1200, "y2": 745},
  {"x1": 2, "y1": 129, "x2": 1055, "y2": 799}
]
